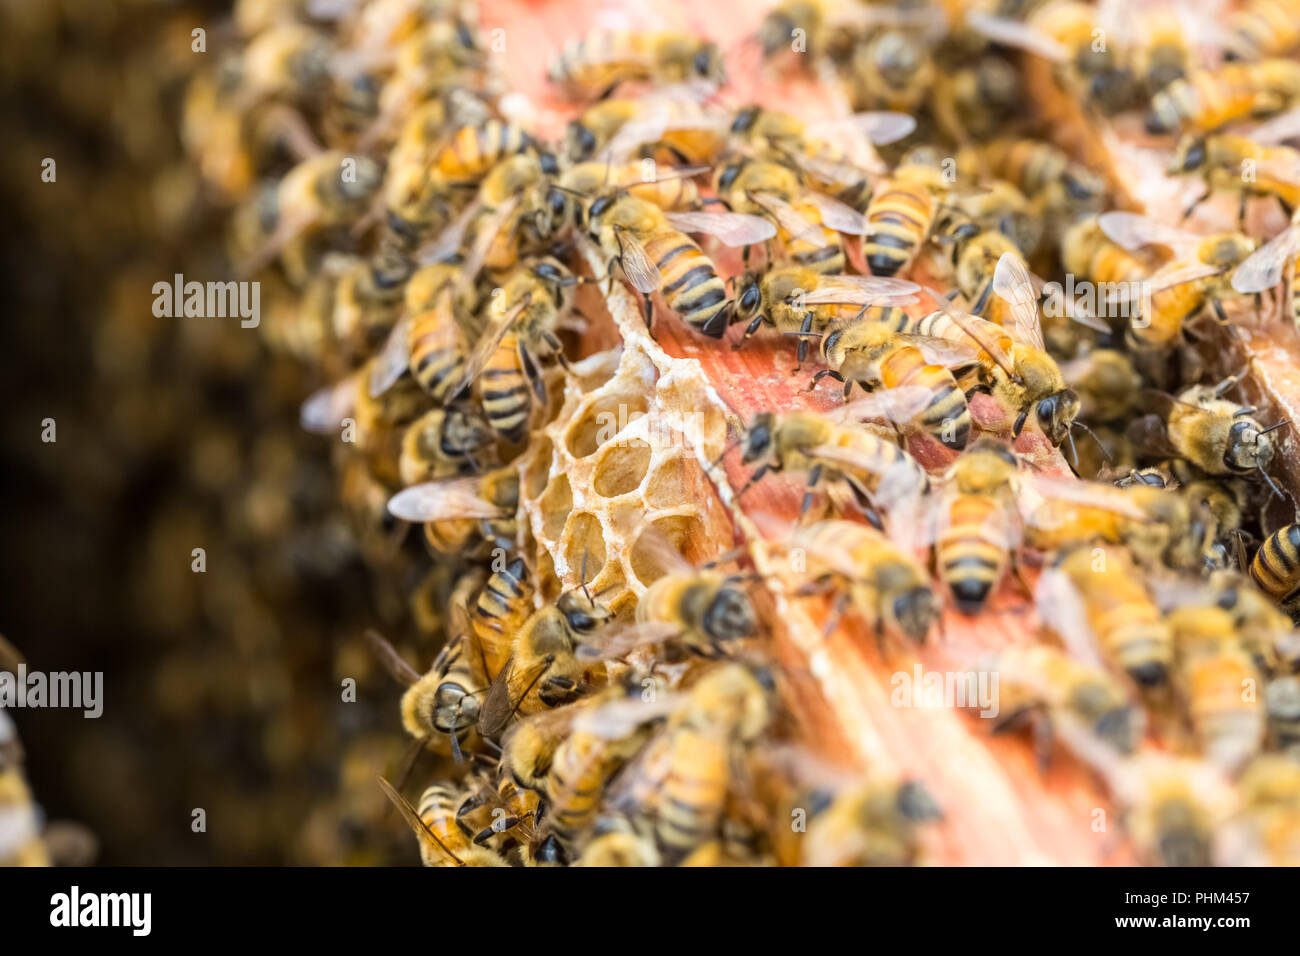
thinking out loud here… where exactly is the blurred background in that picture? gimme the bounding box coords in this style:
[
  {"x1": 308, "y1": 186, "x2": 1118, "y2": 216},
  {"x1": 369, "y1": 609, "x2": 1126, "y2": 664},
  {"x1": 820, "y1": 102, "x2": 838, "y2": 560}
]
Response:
[{"x1": 0, "y1": 0, "x2": 419, "y2": 865}]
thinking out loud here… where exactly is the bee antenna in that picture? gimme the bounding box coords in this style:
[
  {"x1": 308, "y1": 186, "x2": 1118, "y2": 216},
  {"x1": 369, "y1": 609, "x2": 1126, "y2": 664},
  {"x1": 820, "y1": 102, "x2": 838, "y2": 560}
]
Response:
[
  {"x1": 1261, "y1": 419, "x2": 1292, "y2": 435},
  {"x1": 1064, "y1": 429, "x2": 1080, "y2": 472},
  {"x1": 711, "y1": 434, "x2": 744, "y2": 472},
  {"x1": 1259, "y1": 465, "x2": 1284, "y2": 501},
  {"x1": 1072, "y1": 420, "x2": 1112, "y2": 463},
  {"x1": 581, "y1": 548, "x2": 592, "y2": 600}
]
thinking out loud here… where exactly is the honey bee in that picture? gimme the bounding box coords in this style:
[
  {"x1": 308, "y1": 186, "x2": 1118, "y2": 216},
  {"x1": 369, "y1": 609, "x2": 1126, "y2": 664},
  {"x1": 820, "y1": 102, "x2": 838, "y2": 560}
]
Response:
[
  {"x1": 1169, "y1": 133, "x2": 1300, "y2": 222},
  {"x1": 1060, "y1": 348, "x2": 1143, "y2": 424},
  {"x1": 238, "y1": 21, "x2": 335, "y2": 109},
  {"x1": 1166, "y1": 605, "x2": 1264, "y2": 772},
  {"x1": 1059, "y1": 215, "x2": 1155, "y2": 311},
  {"x1": 807, "y1": 321, "x2": 978, "y2": 451},
  {"x1": 1209, "y1": 569, "x2": 1300, "y2": 675},
  {"x1": 378, "y1": 778, "x2": 507, "y2": 867},
  {"x1": 789, "y1": 519, "x2": 939, "y2": 645},
  {"x1": 545, "y1": 161, "x2": 706, "y2": 241},
  {"x1": 737, "y1": 402, "x2": 930, "y2": 520},
  {"x1": 397, "y1": 404, "x2": 496, "y2": 486},
  {"x1": 1224, "y1": 0, "x2": 1300, "y2": 61},
  {"x1": 861, "y1": 147, "x2": 952, "y2": 277},
  {"x1": 470, "y1": 556, "x2": 533, "y2": 680},
  {"x1": 547, "y1": 31, "x2": 725, "y2": 101},
  {"x1": 983, "y1": 645, "x2": 1142, "y2": 765},
  {"x1": 478, "y1": 585, "x2": 615, "y2": 736},
  {"x1": 848, "y1": 28, "x2": 934, "y2": 115},
  {"x1": 970, "y1": 139, "x2": 1108, "y2": 228},
  {"x1": 1108, "y1": 755, "x2": 1235, "y2": 866},
  {"x1": 585, "y1": 192, "x2": 775, "y2": 336},
  {"x1": 576, "y1": 819, "x2": 661, "y2": 866},
  {"x1": 564, "y1": 93, "x2": 730, "y2": 166},
  {"x1": 237, "y1": 150, "x2": 383, "y2": 280},
  {"x1": 1251, "y1": 522, "x2": 1300, "y2": 618},
  {"x1": 331, "y1": 242, "x2": 414, "y2": 354},
  {"x1": 1218, "y1": 754, "x2": 1300, "y2": 865},
  {"x1": 387, "y1": 465, "x2": 519, "y2": 559},
  {"x1": 1145, "y1": 59, "x2": 1300, "y2": 135},
  {"x1": 1036, "y1": 545, "x2": 1173, "y2": 690},
  {"x1": 368, "y1": 261, "x2": 471, "y2": 404},
  {"x1": 932, "y1": 55, "x2": 1023, "y2": 146},
  {"x1": 714, "y1": 155, "x2": 869, "y2": 275},
  {"x1": 731, "y1": 266, "x2": 921, "y2": 363},
  {"x1": 1231, "y1": 206, "x2": 1300, "y2": 327}
]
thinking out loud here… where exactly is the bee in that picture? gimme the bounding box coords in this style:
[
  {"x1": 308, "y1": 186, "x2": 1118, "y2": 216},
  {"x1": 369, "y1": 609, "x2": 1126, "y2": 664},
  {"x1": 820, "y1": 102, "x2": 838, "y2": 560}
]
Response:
[
  {"x1": 789, "y1": 520, "x2": 939, "y2": 645},
  {"x1": 983, "y1": 645, "x2": 1142, "y2": 766},
  {"x1": 1224, "y1": 0, "x2": 1300, "y2": 61},
  {"x1": 470, "y1": 556, "x2": 533, "y2": 681},
  {"x1": 1231, "y1": 206, "x2": 1300, "y2": 327},
  {"x1": 378, "y1": 778, "x2": 508, "y2": 867},
  {"x1": 478, "y1": 585, "x2": 615, "y2": 737},
  {"x1": 1127, "y1": 379, "x2": 1282, "y2": 496},
  {"x1": 713, "y1": 156, "x2": 869, "y2": 275},
  {"x1": 547, "y1": 31, "x2": 725, "y2": 101},
  {"x1": 1219, "y1": 754, "x2": 1300, "y2": 865},
  {"x1": 397, "y1": 404, "x2": 496, "y2": 486},
  {"x1": 1129, "y1": 6, "x2": 1196, "y2": 99},
  {"x1": 564, "y1": 93, "x2": 729, "y2": 166},
  {"x1": 577, "y1": 820, "x2": 661, "y2": 866},
  {"x1": 848, "y1": 28, "x2": 934, "y2": 115},
  {"x1": 807, "y1": 322, "x2": 978, "y2": 451},
  {"x1": 585, "y1": 192, "x2": 775, "y2": 336},
  {"x1": 970, "y1": 139, "x2": 1108, "y2": 227},
  {"x1": 1060, "y1": 348, "x2": 1143, "y2": 424},
  {"x1": 1037, "y1": 545, "x2": 1173, "y2": 690},
  {"x1": 387, "y1": 466, "x2": 519, "y2": 559},
  {"x1": 861, "y1": 147, "x2": 952, "y2": 277},
  {"x1": 237, "y1": 150, "x2": 383, "y2": 280},
  {"x1": 1166, "y1": 605, "x2": 1264, "y2": 773},
  {"x1": 546, "y1": 162, "x2": 706, "y2": 241},
  {"x1": 1059, "y1": 216, "x2": 1156, "y2": 330},
  {"x1": 1110, "y1": 755, "x2": 1235, "y2": 866},
  {"x1": 933, "y1": 56, "x2": 1023, "y2": 146},
  {"x1": 737, "y1": 403, "x2": 930, "y2": 520},
  {"x1": 938, "y1": 180, "x2": 1041, "y2": 267},
  {"x1": 1169, "y1": 133, "x2": 1300, "y2": 221},
  {"x1": 331, "y1": 242, "x2": 414, "y2": 354},
  {"x1": 451, "y1": 768, "x2": 542, "y2": 855},
  {"x1": 1209, "y1": 569, "x2": 1300, "y2": 676},
  {"x1": 1251, "y1": 522, "x2": 1300, "y2": 618},
  {"x1": 731, "y1": 266, "x2": 921, "y2": 363},
  {"x1": 238, "y1": 21, "x2": 335, "y2": 110},
  {"x1": 388, "y1": 262, "x2": 474, "y2": 404},
  {"x1": 364, "y1": 627, "x2": 488, "y2": 762},
  {"x1": 1145, "y1": 59, "x2": 1300, "y2": 135}
]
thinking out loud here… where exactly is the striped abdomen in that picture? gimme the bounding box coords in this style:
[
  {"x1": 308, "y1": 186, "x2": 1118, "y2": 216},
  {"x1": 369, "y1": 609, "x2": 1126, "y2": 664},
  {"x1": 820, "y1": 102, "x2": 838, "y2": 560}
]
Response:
[
  {"x1": 471, "y1": 557, "x2": 532, "y2": 678},
  {"x1": 479, "y1": 332, "x2": 531, "y2": 441},
  {"x1": 1227, "y1": 1, "x2": 1300, "y2": 60},
  {"x1": 1147, "y1": 67, "x2": 1279, "y2": 134},
  {"x1": 433, "y1": 121, "x2": 531, "y2": 182},
  {"x1": 546, "y1": 731, "x2": 615, "y2": 849},
  {"x1": 1251, "y1": 523, "x2": 1300, "y2": 602},
  {"x1": 1083, "y1": 580, "x2": 1172, "y2": 687},
  {"x1": 643, "y1": 230, "x2": 729, "y2": 336},
  {"x1": 937, "y1": 493, "x2": 1008, "y2": 611},
  {"x1": 879, "y1": 346, "x2": 970, "y2": 450},
  {"x1": 408, "y1": 301, "x2": 467, "y2": 403},
  {"x1": 863, "y1": 180, "x2": 934, "y2": 276},
  {"x1": 654, "y1": 728, "x2": 728, "y2": 861},
  {"x1": 416, "y1": 784, "x2": 475, "y2": 866},
  {"x1": 784, "y1": 197, "x2": 845, "y2": 274}
]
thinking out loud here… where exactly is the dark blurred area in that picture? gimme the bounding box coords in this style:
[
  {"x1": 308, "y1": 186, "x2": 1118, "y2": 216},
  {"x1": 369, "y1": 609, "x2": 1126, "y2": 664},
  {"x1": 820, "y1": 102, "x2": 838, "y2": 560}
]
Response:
[{"x1": 0, "y1": 0, "x2": 415, "y2": 864}]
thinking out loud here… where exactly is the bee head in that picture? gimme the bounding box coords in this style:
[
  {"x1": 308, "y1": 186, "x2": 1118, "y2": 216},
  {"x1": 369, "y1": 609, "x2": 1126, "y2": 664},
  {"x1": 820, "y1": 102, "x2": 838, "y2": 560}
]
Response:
[
  {"x1": 557, "y1": 588, "x2": 612, "y2": 636},
  {"x1": 434, "y1": 679, "x2": 480, "y2": 731},
  {"x1": 716, "y1": 159, "x2": 746, "y2": 193},
  {"x1": 741, "y1": 413, "x2": 776, "y2": 465},
  {"x1": 1036, "y1": 389, "x2": 1080, "y2": 447},
  {"x1": 703, "y1": 587, "x2": 757, "y2": 644},
  {"x1": 694, "y1": 42, "x2": 723, "y2": 82},
  {"x1": 892, "y1": 586, "x2": 938, "y2": 643},
  {"x1": 1226, "y1": 417, "x2": 1274, "y2": 472},
  {"x1": 731, "y1": 104, "x2": 762, "y2": 135},
  {"x1": 1169, "y1": 135, "x2": 1207, "y2": 174},
  {"x1": 566, "y1": 119, "x2": 597, "y2": 160},
  {"x1": 735, "y1": 273, "x2": 764, "y2": 321}
]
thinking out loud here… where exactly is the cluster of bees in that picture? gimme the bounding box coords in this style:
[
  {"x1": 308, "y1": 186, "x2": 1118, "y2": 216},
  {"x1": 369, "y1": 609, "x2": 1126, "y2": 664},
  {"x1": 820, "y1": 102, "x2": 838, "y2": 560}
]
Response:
[{"x1": 177, "y1": 0, "x2": 1300, "y2": 866}]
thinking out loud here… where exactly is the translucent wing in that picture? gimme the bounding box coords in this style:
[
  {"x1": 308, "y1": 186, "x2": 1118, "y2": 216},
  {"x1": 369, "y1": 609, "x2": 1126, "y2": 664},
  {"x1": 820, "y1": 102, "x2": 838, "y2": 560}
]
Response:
[
  {"x1": 804, "y1": 191, "x2": 869, "y2": 235},
  {"x1": 1232, "y1": 225, "x2": 1300, "y2": 294},
  {"x1": 1034, "y1": 570, "x2": 1107, "y2": 670},
  {"x1": 901, "y1": 334, "x2": 981, "y2": 368},
  {"x1": 387, "y1": 477, "x2": 503, "y2": 522},
  {"x1": 746, "y1": 190, "x2": 826, "y2": 246},
  {"x1": 376, "y1": 777, "x2": 465, "y2": 866},
  {"x1": 599, "y1": 108, "x2": 672, "y2": 163},
  {"x1": 576, "y1": 620, "x2": 684, "y2": 661},
  {"x1": 417, "y1": 197, "x2": 482, "y2": 265},
  {"x1": 664, "y1": 210, "x2": 777, "y2": 246},
  {"x1": 453, "y1": 291, "x2": 533, "y2": 393},
  {"x1": 992, "y1": 252, "x2": 1044, "y2": 351},
  {"x1": 1039, "y1": 281, "x2": 1113, "y2": 334},
  {"x1": 807, "y1": 444, "x2": 924, "y2": 505},
  {"x1": 833, "y1": 385, "x2": 936, "y2": 425},
  {"x1": 612, "y1": 226, "x2": 662, "y2": 293},
  {"x1": 458, "y1": 196, "x2": 521, "y2": 293},
  {"x1": 479, "y1": 656, "x2": 550, "y2": 737},
  {"x1": 965, "y1": 10, "x2": 1069, "y2": 61},
  {"x1": 364, "y1": 629, "x2": 422, "y2": 687},
  {"x1": 1104, "y1": 262, "x2": 1221, "y2": 305},
  {"x1": 1246, "y1": 106, "x2": 1300, "y2": 145},
  {"x1": 614, "y1": 164, "x2": 712, "y2": 189},
  {"x1": 807, "y1": 111, "x2": 917, "y2": 146},
  {"x1": 571, "y1": 692, "x2": 684, "y2": 736},
  {"x1": 1019, "y1": 473, "x2": 1152, "y2": 522},
  {"x1": 923, "y1": 288, "x2": 1017, "y2": 377},
  {"x1": 783, "y1": 146, "x2": 883, "y2": 183},
  {"x1": 1098, "y1": 210, "x2": 1202, "y2": 251},
  {"x1": 625, "y1": 518, "x2": 697, "y2": 577},
  {"x1": 799, "y1": 274, "x2": 921, "y2": 306},
  {"x1": 368, "y1": 312, "x2": 412, "y2": 396},
  {"x1": 300, "y1": 375, "x2": 357, "y2": 434}
]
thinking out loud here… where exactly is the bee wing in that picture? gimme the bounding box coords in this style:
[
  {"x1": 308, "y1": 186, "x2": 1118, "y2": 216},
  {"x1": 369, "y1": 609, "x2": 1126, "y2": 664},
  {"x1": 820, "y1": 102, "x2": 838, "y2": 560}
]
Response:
[
  {"x1": 804, "y1": 274, "x2": 922, "y2": 304},
  {"x1": 1124, "y1": 412, "x2": 1182, "y2": 461},
  {"x1": 804, "y1": 191, "x2": 869, "y2": 236},
  {"x1": 783, "y1": 147, "x2": 883, "y2": 184},
  {"x1": 1097, "y1": 210, "x2": 1202, "y2": 251},
  {"x1": 575, "y1": 621, "x2": 683, "y2": 661},
  {"x1": 363, "y1": 629, "x2": 422, "y2": 688},
  {"x1": 1232, "y1": 226, "x2": 1300, "y2": 294},
  {"x1": 376, "y1": 777, "x2": 465, "y2": 866},
  {"x1": 613, "y1": 164, "x2": 712, "y2": 188},
  {"x1": 452, "y1": 291, "x2": 533, "y2": 393},
  {"x1": 612, "y1": 226, "x2": 663, "y2": 293},
  {"x1": 745, "y1": 190, "x2": 826, "y2": 247},
  {"x1": 387, "y1": 477, "x2": 503, "y2": 522},
  {"x1": 807, "y1": 444, "x2": 923, "y2": 507},
  {"x1": 900, "y1": 334, "x2": 981, "y2": 368},
  {"x1": 807, "y1": 111, "x2": 917, "y2": 146},
  {"x1": 832, "y1": 385, "x2": 936, "y2": 425},
  {"x1": 368, "y1": 312, "x2": 412, "y2": 396},
  {"x1": 991, "y1": 253, "x2": 1044, "y2": 351},
  {"x1": 1034, "y1": 570, "x2": 1108, "y2": 671},
  {"x1": 478, "y1": 656, "x2": 549, "y2": 737},
  {"x1": 663, "y1": 210, "x2": 777, "y2": 247},
  {"x1": 1035, "y1": 274, "x2": 1112, "y2": 334},
  {"x1": 624, "y1": 518, "x2": 698, "y2": 577},
  {"x1": 458, "y1": 196, "x2": 521, "y2": 293},
  {"x1": 921, "y1": 288, "x2": 1018, "y2": 377},
  {"x1": 1107, "y1": 262, "x2": 1223, "y2": 305},
  {"x1": 599, "y1": 108, "x2": 672, "y2": 163},
  {"x1": 1019, "y1": 473, "x2": 1153, "y2": 523},
  {"x1": 1246, "y1": 106, "x2": 1300, "y2": 145},
  {"x1": 417, "y1": 197, "x2": 482, "y2": 265},
  {"x1": 964, "y1": 10, "x2": 1069, "y2": 62},
  {"x1": 300, "y1": 374, "x2": 358, "y2": 434},
  {"x1": 571, "y1": 692, "x2": 684, "y2": 736}
]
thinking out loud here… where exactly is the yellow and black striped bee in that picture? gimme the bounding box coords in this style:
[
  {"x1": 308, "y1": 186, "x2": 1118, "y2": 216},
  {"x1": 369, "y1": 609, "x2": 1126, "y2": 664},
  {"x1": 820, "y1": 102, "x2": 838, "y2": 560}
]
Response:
[
  {"x1": 861, "y1": 148, "x2": 951, "y2": 277},
  {"x1": 547, "y1": 31, "x2": 724, "y2": 101},
  {"x1": 1145, "y1": 59, "x2": 1300, "y2": 135},
  {"x1": 1252, "y1": 523, "x2": 1300, "y2": 619},
  {"x1": 397, "y1": 404, "x2": 496, "y2": 486},
  {"x1": 378, "y1": 778, "x2": 507, "y2": 867},
  {"x1": 387, "y1": 466, "x2": 520, "y2": 559},
  {"x1": 1224, "y1": 0, "x2": 1300, "y2": 61},
  {"x1": 471, "y1": 556, "x2": 534, "y2": 681},
  {"x1": 585, "y1": 192, "x2": 774, "y2": 336}
]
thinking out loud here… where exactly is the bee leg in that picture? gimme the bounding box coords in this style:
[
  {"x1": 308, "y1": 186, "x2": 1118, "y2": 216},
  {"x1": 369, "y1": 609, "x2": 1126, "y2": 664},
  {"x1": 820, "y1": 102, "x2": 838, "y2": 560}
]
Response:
[
  {"x1": 1181, "y1": 188, "x2": 1210, "y2": 221},
  {"x1": 799, "y1": 464, "x2": 824, "y2": 518},
  {"x1": 808, "y1": 369, "x2": 843, "y2": 392},
  {"x1": 822, "y1": 591, "x2": 850, "y2": 638},
  {"x1": 517, "y1": 342, "x2": 548, "y2": 405},
  {"x1": 738, "y1": 464, "x2": 771, "y2": 498},
  {"x1": 473, "y1": 817, "x2": 519, "y2": 846},
  {"x1": 642, "y1": 293, "x2": 654, "y2": 331},
  {"x1": 970, "y1": 282, "x2": 993, "y2": 316},
  {"x1": 795, "y1": 313, "x2": 814, "y2": 368},
  {"x1": 455, "y1": 792, "x2": 490, "y2": 837},
  {"x1": 733, "y1": 314, "x2": 765, "y2": 351}
]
